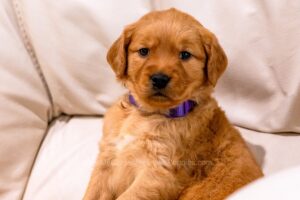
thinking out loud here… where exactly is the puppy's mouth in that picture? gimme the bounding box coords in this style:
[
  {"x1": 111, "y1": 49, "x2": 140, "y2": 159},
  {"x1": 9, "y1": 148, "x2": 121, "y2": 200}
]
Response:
[
  {"x1": 150, "y1": 91, "x2": 169, "y2": 100},
  {"x1": 153, "y1": 91, "x2": 166, "y2": 97},
  {"x1": 148, "y1": 90, "x2": 179, "y2": 105}
]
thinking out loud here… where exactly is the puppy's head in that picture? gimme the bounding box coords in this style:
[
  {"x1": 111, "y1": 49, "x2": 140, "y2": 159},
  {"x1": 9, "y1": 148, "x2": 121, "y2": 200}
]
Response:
[{"x1": 107, "y1": 8, "x2": 227, "y2": 110}]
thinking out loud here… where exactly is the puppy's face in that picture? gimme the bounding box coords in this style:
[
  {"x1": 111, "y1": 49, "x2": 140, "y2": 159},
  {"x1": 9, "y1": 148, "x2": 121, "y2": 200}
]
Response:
[{"x1": 107, "y1": 9, "x2": 227, "y2": 110}]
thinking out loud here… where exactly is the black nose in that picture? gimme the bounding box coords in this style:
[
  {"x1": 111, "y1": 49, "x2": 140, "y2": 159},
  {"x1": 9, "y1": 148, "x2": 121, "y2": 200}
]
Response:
[{"x1": 150, "y1": 73, "x2": 170, "y2": 89}]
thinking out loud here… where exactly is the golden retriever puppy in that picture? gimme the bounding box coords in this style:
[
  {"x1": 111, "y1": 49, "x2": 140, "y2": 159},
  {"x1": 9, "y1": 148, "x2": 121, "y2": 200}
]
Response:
[{"x1": 84, "y1": 8, "x2": 263, "y2": 200}]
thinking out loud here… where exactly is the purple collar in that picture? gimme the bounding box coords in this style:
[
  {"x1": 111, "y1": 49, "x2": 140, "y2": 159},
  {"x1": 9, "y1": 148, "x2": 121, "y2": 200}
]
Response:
[{"x1": 129, "y1": 94, "x2": 196, "y2": 118}]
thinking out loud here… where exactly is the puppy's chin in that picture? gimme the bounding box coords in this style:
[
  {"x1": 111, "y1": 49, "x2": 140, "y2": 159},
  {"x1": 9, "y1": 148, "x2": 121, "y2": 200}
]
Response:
[{"x1": 138, "y1": 92, "x2": 185, "y2": 110}]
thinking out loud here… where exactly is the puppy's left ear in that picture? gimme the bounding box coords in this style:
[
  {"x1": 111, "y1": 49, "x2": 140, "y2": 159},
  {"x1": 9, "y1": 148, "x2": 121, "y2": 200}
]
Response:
[
  {"x1": 107, "y1": 24, "x2": 135, "y2": 80},
  {"x1": 200, "y1": 27, "x2": 228, "y2": 86}
]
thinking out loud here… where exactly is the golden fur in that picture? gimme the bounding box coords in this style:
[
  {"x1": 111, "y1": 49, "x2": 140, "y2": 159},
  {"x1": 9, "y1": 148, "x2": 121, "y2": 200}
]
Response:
[{"x1": 84, "y1": 8, "x2": 263, "y2": 200}]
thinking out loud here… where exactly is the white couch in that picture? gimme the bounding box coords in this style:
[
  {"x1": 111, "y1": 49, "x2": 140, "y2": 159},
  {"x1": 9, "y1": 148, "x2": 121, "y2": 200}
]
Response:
[{"x1": 1, "y1": 0, "x2": 300, "y2": 199}]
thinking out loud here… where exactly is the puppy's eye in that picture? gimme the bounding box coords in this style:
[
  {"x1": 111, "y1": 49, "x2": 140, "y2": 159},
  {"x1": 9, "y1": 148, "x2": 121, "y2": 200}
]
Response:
[
  {"x1": 138, "y1": 48, "x2": 149, "y2": 57},
  {"x1": 179, "y1": 51, "x2": 192, "y2": 60}
]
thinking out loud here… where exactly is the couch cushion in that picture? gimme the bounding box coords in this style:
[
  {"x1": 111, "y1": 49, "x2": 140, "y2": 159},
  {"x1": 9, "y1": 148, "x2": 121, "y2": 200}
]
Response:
[
  {"x1": 23, "y1": 116, "x2": 102, "y2": 200},
  {"x1": 0, "y1": 0, "x2": 51, "y2": 199},
  {"x1": 238, "y1": 128, "x2": 300, "y2": 174},
  {"x1": 19, "y1": 0, "x2": 155, "y2": 116},
  {"x1": 228, "y1": 165, "x2": 300, "y2": 200},
  {"x1": 19, "y1": 0, "x2": 300, "y2": 132},
  {"x1": 23, "y1": 116, "x2": 300, "y2": 200}
]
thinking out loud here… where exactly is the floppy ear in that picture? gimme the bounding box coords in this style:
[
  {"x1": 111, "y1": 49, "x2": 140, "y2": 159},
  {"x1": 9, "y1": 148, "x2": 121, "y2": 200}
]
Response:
[
  {"x1": 106, "y1": 25, "x2": 135, "y2": 80},
  {"x1": 200, "y1": 27, "x2": 228, "y2": 86}
]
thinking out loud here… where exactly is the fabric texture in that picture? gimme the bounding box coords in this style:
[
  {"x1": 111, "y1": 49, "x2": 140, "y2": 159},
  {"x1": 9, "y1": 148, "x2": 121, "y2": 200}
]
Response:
[
  {"x1": 0, "y1": 1, "x2": 50, "y2": 199},
  {"x1": 23, "y1": 116, "x2": 102, "y2": 200},
  {"x1": 228, "y1": 165, "x2": 300, "y2": 199}
]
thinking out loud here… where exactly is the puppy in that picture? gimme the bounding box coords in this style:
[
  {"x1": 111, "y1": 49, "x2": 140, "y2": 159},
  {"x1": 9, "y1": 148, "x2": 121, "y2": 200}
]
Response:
[{"x1": 84, "y1": 8, "x2": 263, "y2": 200}]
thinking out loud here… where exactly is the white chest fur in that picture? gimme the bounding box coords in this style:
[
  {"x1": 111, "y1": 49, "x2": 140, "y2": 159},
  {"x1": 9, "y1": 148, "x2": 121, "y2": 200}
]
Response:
[{"x1": 114, "y1": 134, "x2": 136, "y2": 151}]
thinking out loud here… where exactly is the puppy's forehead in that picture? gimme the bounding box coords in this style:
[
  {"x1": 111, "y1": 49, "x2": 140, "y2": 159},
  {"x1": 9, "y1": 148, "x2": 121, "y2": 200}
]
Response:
[{"x1": 132, "y1": 18, "x2": 201, "y2": 47}]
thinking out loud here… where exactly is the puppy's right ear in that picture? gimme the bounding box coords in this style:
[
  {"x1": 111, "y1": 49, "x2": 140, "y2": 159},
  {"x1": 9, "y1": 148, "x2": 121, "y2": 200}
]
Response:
[{"x1": 106, "y1": 24, "x2": 135, "y2": 80}]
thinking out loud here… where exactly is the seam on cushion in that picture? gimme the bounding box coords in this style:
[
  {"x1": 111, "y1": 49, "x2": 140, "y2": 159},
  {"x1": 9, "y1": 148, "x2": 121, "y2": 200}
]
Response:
[
  {"x1": 12, "y1": 0, "x2": 55, "y2": 120},
  {"x1": 11, "y1": 1, "x2": 55, "y2": 200},
  {"x1": 20, "y1": 124, "x2": 52, "y2": 200}
]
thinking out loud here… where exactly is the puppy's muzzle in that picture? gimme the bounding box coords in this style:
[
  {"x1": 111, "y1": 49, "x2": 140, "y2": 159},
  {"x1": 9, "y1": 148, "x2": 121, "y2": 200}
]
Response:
[{"x1": 150, "y1": 73, "x2": 171, "y2": 90}]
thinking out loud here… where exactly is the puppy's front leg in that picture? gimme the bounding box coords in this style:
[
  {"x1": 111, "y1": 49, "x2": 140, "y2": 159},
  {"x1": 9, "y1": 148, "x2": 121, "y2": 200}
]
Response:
[
  {"x1": 83, "y1": 154, "x2": 113, "y2": 200},
  {"x1": 116, "y1": 168, "x2": 182, "y2": 200}
]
